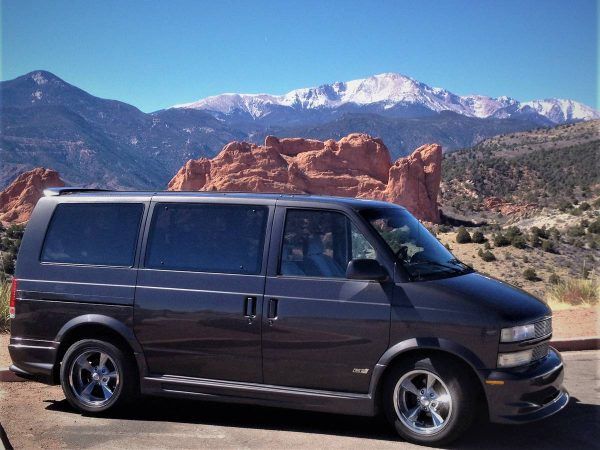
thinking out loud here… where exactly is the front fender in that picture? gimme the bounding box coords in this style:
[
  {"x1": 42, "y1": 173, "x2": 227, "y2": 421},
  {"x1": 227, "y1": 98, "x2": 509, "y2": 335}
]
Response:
[{"x1": 369, "y1": 337, "x2": 488, "y2": 397}]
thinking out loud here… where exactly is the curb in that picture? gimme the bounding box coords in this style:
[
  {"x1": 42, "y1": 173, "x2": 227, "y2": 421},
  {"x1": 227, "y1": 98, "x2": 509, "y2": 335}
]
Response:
[{"x1": 551, "y1": 337, "x2": 600, "y2": 352}]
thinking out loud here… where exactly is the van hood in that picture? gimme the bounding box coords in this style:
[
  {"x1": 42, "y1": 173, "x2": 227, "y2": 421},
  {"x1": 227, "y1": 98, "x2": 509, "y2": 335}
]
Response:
[
  {"x1": 400, "y1": 272, "x2": 551, "y2": 326},
  {"x1": 436, "y1": 272, "x2": 550, "y2": 324}
]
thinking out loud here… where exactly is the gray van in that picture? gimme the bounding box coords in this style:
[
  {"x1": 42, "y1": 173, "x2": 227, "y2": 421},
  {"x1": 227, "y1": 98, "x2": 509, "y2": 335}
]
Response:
[{"x1": 8, "y1": 188, "x2": 567, "y2": 446}]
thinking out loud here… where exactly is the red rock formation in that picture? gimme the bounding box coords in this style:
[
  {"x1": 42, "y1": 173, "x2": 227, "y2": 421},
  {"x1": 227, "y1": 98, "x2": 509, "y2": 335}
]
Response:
[
  {"x1": 169, "y1": 134, "x2": 442, "y2": 222},
  {"x1": 0, "y1": 168, "x2": 65, "y2": 224},
  {"x1": 483, "y1": 197, "x2": 536, "y2": 217}
]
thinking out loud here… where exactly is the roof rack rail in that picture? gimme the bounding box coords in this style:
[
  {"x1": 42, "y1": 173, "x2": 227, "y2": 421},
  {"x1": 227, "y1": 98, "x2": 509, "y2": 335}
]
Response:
[{"x1": 43, "y1": 187, "x2": 112, "y2": 197}]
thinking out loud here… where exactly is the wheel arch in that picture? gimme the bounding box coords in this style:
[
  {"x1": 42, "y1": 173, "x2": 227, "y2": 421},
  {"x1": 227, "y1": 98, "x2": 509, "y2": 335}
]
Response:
[
  {"x1": 52, "y1": 315, "x2": 144, "y2": 384},
  {"x1": 370, "y1": 338, "x2": 489, "y2": 416}
]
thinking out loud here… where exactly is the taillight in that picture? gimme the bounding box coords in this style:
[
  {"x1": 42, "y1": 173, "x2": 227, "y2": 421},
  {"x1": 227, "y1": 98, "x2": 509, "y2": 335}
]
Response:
[{"x1": 9, "y1": 278, "x2": 17, "y2": 319}]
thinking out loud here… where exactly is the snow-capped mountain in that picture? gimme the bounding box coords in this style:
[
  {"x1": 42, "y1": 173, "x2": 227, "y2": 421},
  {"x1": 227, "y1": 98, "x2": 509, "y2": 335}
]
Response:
[
  {"x1": 519, "y1": 99, "x2": 599, "y2": 124},
  {"x1": 172, "y1": 73, "x2": 599, "y2": 124}
]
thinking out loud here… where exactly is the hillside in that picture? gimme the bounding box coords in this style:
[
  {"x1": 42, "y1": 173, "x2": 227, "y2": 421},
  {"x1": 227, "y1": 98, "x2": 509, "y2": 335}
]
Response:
[{"x1": 441, "y1": 120, "x2": 600, "y2": 220}]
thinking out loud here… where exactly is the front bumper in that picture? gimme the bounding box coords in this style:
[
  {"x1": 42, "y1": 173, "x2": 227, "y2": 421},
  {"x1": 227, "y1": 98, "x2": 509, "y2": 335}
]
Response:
[{"x1": 483, "y1": 347, "x2": 568, "y2": 424}]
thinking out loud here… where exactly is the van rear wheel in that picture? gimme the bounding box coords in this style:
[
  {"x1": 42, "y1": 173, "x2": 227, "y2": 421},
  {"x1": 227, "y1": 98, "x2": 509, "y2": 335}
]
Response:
[
  {"x1": 382, "y1": 355, "x2": 476, "y2": 447},
  {"x1": 60, "y1": 339, "x2": 137, "y2": 413}
]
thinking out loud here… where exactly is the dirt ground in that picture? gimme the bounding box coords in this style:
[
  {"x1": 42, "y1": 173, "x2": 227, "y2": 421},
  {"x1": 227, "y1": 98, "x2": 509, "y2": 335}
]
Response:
[
  {"x1": 552, "y1": 307, "x2": 599, "y2": 339},
  {"x1": 0, "y1": 333, "x2": 9, "y2": 367}
]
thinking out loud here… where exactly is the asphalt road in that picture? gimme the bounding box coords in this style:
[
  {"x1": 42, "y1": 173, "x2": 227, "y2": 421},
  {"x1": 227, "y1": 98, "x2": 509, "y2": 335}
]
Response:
[{"x1": 0, "y1": 350, "x2": 598, "y2": 449}]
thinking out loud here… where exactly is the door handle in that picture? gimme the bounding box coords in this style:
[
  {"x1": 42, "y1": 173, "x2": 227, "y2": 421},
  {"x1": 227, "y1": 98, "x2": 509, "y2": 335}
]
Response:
[
  {"x1": 267, "y1": 298, "x2": 278, "y2": 324},
  {"x1": 243, "y1": 296, "x2": 257, "y2": 318}
]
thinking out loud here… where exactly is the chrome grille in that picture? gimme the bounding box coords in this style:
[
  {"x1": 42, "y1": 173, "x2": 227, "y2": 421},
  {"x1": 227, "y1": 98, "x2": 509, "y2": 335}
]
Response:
[
  {"x1": 532, "y1": 342, "x2": 550, "y2": 361},
  {"x1": 534, "y1": 318, "x2": 552, "y2": 339}
]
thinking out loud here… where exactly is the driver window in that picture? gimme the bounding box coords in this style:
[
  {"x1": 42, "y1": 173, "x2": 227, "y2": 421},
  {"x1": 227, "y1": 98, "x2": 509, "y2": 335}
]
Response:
[{"x1": 280, "y1": 209, "x2": 376, "y2": 278}]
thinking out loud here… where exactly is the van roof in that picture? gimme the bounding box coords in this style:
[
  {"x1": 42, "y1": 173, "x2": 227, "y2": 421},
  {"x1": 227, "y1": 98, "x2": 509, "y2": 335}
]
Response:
[{"x1": 43, "y1": 187, "x2": 401, "y2": 210}]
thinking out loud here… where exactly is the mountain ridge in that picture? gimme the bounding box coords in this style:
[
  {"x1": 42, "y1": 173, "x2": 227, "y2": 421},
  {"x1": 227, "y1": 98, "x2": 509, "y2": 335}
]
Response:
[{"x1": 172, "y1": 72, "x2": 599, "y2": 125}]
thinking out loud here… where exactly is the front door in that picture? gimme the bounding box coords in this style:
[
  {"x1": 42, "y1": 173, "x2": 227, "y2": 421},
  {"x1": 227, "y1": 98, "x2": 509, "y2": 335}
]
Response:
[
  {"x1": 262, "y1": 207, "x2": 392, "y2": 393},
  {"x1": 134, "y1": 200, "x2": 272, "y2": 383}
]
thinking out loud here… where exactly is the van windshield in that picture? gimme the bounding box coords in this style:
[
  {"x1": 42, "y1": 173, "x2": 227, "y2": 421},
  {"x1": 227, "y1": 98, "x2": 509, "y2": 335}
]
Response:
[{"x1": 360, "y1": 206, "x2": 473, "y2": 281}]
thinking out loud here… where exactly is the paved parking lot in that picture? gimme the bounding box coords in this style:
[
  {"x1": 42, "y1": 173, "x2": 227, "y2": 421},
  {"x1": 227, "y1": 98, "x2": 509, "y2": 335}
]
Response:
[{"x1": 0, "y1": 350, "x2": 598, "y2": 449}]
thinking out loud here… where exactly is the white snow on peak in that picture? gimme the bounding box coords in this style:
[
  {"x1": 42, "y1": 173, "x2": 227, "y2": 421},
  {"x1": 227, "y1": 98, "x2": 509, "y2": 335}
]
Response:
[
  {"x1": 32, "y1": 72, "x2": 48, "y2": 85},
  {"x1": 171, "y1": 73, "x2": 599, "y2": 123},
  {"x1": 520, "y1": 99, "x2": 600, "y2": 123}
]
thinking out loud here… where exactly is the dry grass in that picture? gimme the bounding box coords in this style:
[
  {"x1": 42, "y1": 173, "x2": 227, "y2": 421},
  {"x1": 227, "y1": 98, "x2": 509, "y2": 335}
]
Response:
[
  {"x1": 0, "y1": 281, "x2": 10, "y2": 332},
  {"x1": 545, "y1": 276, "x2": 599, "y2": 309}
]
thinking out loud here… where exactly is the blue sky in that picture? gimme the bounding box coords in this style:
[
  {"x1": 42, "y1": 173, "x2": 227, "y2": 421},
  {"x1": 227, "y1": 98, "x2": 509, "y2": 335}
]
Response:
[{"x1": 1, "y1": 0, "x2": 597, "y2": 112}]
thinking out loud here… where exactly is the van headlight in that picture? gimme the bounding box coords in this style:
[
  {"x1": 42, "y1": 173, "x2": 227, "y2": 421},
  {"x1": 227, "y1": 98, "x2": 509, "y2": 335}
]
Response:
[
  {"x1": 497, "y1": 349, "x2": 534, "y2": 368},
  {"x1": 500, "y1": 324, "x2": 535, "y2": 342}
]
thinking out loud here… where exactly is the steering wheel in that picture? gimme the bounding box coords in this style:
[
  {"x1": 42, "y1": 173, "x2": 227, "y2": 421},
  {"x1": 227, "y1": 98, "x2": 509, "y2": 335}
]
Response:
[{"x1": 394, "y1": 245, "x2": 409, "y2": 262}]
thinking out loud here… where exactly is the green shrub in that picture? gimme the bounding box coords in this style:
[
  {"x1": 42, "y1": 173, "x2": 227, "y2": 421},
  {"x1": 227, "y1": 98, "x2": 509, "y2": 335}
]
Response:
[
  {"x1": 1, "y1": 253, "x2": 15, "y2": 276},
  {"x1": 530, "y1": 235, "x2": 542, "y2": 248},
  {"x1": 541, "y1": 240, "x2": 558, "y2": 254},
  {"x1": 589, "y1": 218, "x2": 600, "y2": 234},
  {"x1": 5, "y1": 224, "x2": 24, "y2": 240},
  {"x1": 472, "y1": 231, "x2": 485, "y2": 243},
  {"x1": 567, "y1": 225, "x2": 586, "y2": 237},
  {"x1": 530, "y1": 226, "x2": 549, "y2": 239},
  {"x1": 558, "y1": 200, "x2": 572, "y2": 212},
  {"x1": 456, "y1": 227, "x2": 472, "y2": 244},
  {"x1": 511, "y1": 235, "x2": 527, "y2": 249},
  {"x1": 549, "y1": 274, "x2": 561, "y2": 285},
  {"x1": 493, "y1": 233, "x2": 511, "y2": 247},
  {"x1": 478, "y1": 249, "x2": 496, "y2": 262},
  {"x1": 523, "y1": 268, "x2": 539, "y2": 281},
  {"x1": 505, "y1": 226, "x2": 522, "y2": 240}
]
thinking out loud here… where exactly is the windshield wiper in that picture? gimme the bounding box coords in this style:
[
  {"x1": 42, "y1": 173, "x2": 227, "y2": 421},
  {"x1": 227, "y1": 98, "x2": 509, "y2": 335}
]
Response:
[
  {"x1": 406, "y1": 259, "x2": 472, "y2": 281},
  {"x1": 447, "y1": 258, "x2": 474, "y2": 272}
]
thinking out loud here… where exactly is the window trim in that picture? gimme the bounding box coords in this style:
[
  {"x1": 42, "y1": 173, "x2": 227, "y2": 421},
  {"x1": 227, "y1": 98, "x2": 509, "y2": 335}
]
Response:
[
  {"x1": 276, "y1": 207, "x2": 384, "y2": 281},
  {"x1": 142, "y1": 201, "x2": 270, "y2": 276},
  {"x1": 39, "y1": 202, "x2": 145, "y2": 268}
]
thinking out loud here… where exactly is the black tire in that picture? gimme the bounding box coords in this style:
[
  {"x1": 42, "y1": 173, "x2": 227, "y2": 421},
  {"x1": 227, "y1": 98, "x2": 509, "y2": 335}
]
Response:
[
  {"x1": 382, "y1": 354, "x2": 477, "y2": 447},
  {"x1": 60, "y1": 339, "x2": 138, "y2": 414}
]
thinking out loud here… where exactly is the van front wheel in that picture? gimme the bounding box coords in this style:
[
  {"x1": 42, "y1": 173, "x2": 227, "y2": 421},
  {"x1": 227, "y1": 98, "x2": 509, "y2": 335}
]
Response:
[
  {"x1": 60, "y1": 339, "x2": 136, "y2": 413},
  {"x1": 382, "y1": 355, "x2": 476, "y2": 446}
]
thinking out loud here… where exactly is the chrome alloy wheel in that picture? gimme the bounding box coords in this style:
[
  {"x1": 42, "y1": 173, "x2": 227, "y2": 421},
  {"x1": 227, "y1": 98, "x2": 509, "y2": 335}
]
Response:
[
  {"x1": 69, "y1": 350, "x2": 120, "y2": 407},
  {"x1": 393, "y1": 369, "x2": 453, "y2": 435}
]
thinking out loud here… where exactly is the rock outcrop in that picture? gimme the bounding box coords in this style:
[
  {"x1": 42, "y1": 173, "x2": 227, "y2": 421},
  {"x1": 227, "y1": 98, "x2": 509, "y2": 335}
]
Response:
[
  {"x1": 169, "y1": 134, "x2": 442, "y2": 222},
  {"x1": 0, "y1": 168, "x2": 65, "y2": 224},
  {"x1": 483, "y1": 197, "x2": 536, "y2": 217}
]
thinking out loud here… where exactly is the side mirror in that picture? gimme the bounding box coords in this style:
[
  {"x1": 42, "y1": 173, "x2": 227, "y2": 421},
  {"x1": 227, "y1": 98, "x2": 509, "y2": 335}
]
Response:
[{"x1": 346, "y1": 259, "x2": 388, "y2": 281}]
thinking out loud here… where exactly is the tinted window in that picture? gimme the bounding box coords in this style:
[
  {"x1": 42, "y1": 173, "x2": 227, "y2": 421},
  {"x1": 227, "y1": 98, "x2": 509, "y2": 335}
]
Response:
[
  {"x1": 280, "y1": 209, "x2": 376, "y2": 278},
  {"x1": 41, "y1": 203, "x2": 143, "y2": 266},
  {"x1": 145, "y1": 203, "x2": 268, "y2": 274},
  {"x1": 361, "y1": 206, "x2": 472, "y2": 280}
]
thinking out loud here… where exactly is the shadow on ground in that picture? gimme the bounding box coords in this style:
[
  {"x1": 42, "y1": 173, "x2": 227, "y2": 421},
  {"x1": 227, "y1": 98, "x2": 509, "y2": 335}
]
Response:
[{"x1": 45, "y1": 396, "x2": 600, "y2": 448}]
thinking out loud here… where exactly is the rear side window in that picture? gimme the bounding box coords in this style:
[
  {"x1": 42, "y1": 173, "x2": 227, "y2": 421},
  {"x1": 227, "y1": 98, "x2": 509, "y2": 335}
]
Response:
[
  {"x1": 41, "y1": 203, "x2": 144, "y2": 266},
  {"x1": 145, "y1": 203, "x2": 268, "y2": 275}
]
